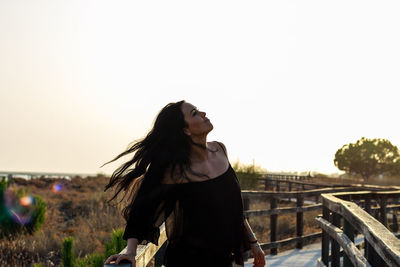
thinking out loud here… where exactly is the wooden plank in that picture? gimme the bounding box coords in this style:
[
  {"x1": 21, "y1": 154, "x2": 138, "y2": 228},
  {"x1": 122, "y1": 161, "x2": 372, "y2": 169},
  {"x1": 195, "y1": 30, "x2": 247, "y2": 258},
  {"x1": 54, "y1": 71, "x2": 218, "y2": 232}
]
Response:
[
  {"x1": 244, "y1": 204, "x2": 322, "y2": 217},
  {"x1": 242, "y1": 187, "x2": 369, "y2": 199},
  {"x1": 260, "y1": 232, "x2": 322, "y2": 250},
  {"x1": 322, "y1": 193, "x2": 400, "y2": 266},
  {"x1": 331, "y1": 190, "x2": 400, "y2": 201},
  {"x1": 316, "y1": 217, "x2": 370, "y2": 267},
  {"x1": 262, "y1": 177, "x2": 347, "y2": 187},
  {"x1": 103, "y1": 224, "x2": 168, "y2": 267}
]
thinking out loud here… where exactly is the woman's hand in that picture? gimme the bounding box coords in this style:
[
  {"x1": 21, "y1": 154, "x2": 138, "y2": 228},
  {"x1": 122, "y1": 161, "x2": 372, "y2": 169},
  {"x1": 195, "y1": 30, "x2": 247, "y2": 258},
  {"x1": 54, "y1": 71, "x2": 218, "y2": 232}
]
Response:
[
  {"x1": 251, "y1": 245, "x2": 266, "y2": 267},
  {"x1": 104, "y1": 252, "x2": 136, "y2": 266}
]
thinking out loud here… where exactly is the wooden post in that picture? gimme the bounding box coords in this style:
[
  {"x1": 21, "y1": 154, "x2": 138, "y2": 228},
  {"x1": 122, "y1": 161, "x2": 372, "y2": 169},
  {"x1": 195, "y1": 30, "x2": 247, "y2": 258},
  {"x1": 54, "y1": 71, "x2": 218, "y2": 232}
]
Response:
[
  {"x1": 343, "y1": 219, "x2": 355, "y2": 267},
  {"x1": 270, "y1": 197, "x2": 278, "y2": 255},
  {"x1": 321, "y1": 207, "x2": 330, "y2": 265},
  {"x1": 364, "y1": 195, "x2": 373, "y2": 263},
  {"x1": 331, "y1": 212, "x2": 341, "y2": 267},
  {"x1": 154, "y1": 242, "x2": 167, "y2": 267},
  {"x1": 380, "y1": 195, "x2": 387, "y2": 227},
  {"x1": 392, "y1": 211, "x2": 398, "y2": 233},
  {"x1": 264, "y1": 178, "x2": 269, "y2": 191},
  {"x1": 276, "y1": 181, "x2": 280, "y2": 192},
  {"x1": 243, "y1": 196, "x2": 250, "y2": 215},
  {"x1": 242, "y1": 195, "x2": 250, "y2": 262},
  {"x1": 288, "y1": 182, "x2": 292, "y2": 202},
  {"x1": 296, "y1": 194, "x2": 304, "y2": 249}
]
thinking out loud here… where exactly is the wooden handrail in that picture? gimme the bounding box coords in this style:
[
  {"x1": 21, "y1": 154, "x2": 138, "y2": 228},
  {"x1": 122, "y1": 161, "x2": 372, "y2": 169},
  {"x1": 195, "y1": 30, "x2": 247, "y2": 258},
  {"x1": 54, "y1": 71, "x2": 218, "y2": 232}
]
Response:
[
  {"x1": 260, "y1": 177, "x2": 347, "y2": 187},
  {"x1": 103, "y1": 224, "x2": 167, "y2": 267},
  {"x1": 260, "y1": 232, "x2": 322, "y2": 250},
  {"x1": 242, "y1": 187, "x2": 375, "y2": 199},
  {"x1": 316, "y1": 216, "x2": 370, "y2": 267},
  {"x1": 105, "y1": 185, "x2": 400, "y2": 266},
  {"x1": 244, "y1": 203, "x2": 322, "y2": 217},
  {"x1": 319, "y1": 191, "x2": 400, "y2": 266}
]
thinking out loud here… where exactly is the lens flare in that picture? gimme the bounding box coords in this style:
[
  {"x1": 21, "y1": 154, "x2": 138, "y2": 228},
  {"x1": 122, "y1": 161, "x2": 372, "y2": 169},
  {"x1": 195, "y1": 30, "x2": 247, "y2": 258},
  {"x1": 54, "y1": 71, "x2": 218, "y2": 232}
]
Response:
[
  {"x1": 20, "y1": 195, "x2": 33, "y2": 206},
  {"x1": 3, "y1": 189, "x2": 34, "y2": 225},
  {"x1": 51, "y1": 183, "x2": 62, "y2": 193}
]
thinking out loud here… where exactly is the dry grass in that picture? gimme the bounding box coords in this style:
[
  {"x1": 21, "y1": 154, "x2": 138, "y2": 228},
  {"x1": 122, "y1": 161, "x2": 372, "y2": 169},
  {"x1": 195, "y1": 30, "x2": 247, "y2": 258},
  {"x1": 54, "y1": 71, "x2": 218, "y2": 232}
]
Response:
[
  {"x1": 1, "y1": 174, "x2": 331, "y2": 266},
  {"x1": 248, "y1": 198, "x2": 321, "y2": 255},
  {"x1": 0, "y1": 176, "x2": 126, "y2": 267}
]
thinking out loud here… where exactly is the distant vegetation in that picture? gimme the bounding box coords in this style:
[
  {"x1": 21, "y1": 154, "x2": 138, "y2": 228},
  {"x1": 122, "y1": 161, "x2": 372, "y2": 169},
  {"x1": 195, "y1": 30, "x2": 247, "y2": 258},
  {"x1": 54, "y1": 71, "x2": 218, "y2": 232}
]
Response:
[
  {"x1": 232, "y1": 161, "x2": 266, "y2": 190},
  {"x1": 334, "y1": 137, "x2": 400, "y2": 181}
]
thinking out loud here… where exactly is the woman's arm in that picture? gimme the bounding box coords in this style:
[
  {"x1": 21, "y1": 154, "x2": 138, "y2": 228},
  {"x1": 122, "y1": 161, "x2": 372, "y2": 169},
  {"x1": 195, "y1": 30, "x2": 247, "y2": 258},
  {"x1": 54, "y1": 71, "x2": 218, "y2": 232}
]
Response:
[
  {"x1": 244, "y1": 218, "x2": 266, "y2": 267},
  {"x1": 126, "y1": 238, "x2": 139, "y2": 255},
  {"x1": 244, "y1": 218, "x2": 257, "y2": 243}
]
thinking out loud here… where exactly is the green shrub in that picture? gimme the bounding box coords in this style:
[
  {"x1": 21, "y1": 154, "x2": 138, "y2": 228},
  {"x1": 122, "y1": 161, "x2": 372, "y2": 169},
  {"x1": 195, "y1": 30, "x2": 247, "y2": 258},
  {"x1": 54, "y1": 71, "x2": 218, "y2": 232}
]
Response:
[
  {"x1": 112, "y1": 228, "x2": 126, "y2": 253},
  {"x1": 88, "y1": 253, "x2": 104, "y2": 267},
  {"x1": 33, "y1": 263, "x2": 43, "y2": 267},
  {"x1": 75, "y1": 257, "x2": 88, "y2": 267},
  {"x1": 76, "y1": 252, "x2": 105, "y2": 267},
  {"x1": 62, "y1": 236, "x2": 75, "y2": 267},
  {"x1": 0, "y1": 177, "x2": 46, "y2": 239},
  {"x1": 104, "y1": 241, "x2": 117, "y2": 258},
  {"x1": 104, "y1": 228, "x2": 127, "y2": 261},
  {"x1": 232, "y1": 161, "x2": 265, "y2": 190},
  {"x1": 25, "y1": 195, "x2": 46, "y2": 235}
]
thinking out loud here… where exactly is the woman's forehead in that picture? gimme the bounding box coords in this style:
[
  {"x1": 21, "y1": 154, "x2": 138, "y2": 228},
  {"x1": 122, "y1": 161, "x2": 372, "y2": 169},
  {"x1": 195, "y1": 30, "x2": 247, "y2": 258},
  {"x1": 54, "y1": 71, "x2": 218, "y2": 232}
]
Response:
[{"x1": 181, "y1": 102, "x2": 196, "y2": 114}]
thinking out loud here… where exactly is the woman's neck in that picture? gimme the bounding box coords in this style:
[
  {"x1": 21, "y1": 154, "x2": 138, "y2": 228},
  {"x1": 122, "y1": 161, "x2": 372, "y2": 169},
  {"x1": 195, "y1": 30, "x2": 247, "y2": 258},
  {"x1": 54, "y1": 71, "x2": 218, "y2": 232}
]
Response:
[{"x1": 189, "y1": 137, "x2": 210, "y2": 162}]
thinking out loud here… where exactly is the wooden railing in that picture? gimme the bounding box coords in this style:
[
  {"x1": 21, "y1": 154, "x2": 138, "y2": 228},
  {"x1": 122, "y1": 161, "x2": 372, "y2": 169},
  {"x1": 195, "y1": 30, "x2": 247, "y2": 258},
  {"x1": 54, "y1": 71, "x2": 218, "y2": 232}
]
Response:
[
  {"x1": 105, "y1": 187, "x2": 371, "y2": 266},
  {"x1": 264, "y1": 173, "x2": 312, "y2": 181},
  {"x1": 104, "y1": 224, "x2": 167, "y2": 267},
  {"x1": 261, "y1": 176, "x2": 349, "y2": 192},
  {"x1": 104, "y1": 179, "x2": 400, "y2": 267},
  {"x1": 317, "y1": 190, "x2": 400, "y2": 267},
  {"x1": 241, "y1": 186, "x2": 378, "y2": 255}
]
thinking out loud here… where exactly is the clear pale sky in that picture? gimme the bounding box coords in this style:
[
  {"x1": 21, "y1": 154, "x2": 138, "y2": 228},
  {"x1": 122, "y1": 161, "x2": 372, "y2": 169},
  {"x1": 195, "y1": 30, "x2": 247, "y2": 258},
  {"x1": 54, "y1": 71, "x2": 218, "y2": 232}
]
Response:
[{"x1": 1, "y1": 0, "x2": 399, "y2": 176}]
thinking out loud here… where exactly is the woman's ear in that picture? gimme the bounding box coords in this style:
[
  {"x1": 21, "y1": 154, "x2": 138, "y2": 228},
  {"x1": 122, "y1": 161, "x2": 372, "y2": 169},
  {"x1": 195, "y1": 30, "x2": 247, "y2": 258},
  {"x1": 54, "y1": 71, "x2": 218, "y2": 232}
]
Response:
[{"x1": 183, "y1": 127, "x2": 191, "y2": 136}]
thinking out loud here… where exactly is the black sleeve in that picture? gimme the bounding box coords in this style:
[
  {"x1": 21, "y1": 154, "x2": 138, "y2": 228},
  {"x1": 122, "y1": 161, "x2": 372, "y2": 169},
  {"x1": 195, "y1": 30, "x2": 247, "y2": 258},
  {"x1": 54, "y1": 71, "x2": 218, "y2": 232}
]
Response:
[{"x1": 122, "y1": 177, "x2": 176, "y2": 245}]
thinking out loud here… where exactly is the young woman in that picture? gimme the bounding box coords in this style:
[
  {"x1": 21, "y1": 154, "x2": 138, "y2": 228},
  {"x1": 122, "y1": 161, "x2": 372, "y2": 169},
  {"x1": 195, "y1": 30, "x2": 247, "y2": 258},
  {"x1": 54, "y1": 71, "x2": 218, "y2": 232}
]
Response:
[{"x1": 103, "y1": 101, "x2": 265, "y2": 267}]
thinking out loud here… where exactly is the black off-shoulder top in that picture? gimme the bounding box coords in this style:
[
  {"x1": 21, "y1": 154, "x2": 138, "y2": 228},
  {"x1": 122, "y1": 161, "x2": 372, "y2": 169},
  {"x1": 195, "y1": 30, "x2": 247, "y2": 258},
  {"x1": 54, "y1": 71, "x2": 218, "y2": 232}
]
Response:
[{"x1": 122, "y1": 164, "x2": 251, "y2": 266}]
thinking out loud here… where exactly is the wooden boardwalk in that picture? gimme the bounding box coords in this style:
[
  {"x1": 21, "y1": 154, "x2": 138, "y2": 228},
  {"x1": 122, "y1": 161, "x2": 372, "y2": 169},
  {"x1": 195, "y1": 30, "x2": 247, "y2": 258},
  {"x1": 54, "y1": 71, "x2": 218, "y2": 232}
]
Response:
[
  {"x1": 244, "y1": 242, "x2": 321, "y2": 267},
  {"x1": 107, "y1": 181, "x2": 400, "y2": 267},
  {"x1": 243, "y1": 236, "x2": 364, "y2": 267}
]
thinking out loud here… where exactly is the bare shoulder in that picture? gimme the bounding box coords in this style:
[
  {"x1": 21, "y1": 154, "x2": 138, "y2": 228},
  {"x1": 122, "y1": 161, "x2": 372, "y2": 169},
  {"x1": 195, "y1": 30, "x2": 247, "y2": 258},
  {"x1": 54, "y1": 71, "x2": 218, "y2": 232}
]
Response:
[{"x1": 209, "y1": 141, "x2": 228, "y2": 156}]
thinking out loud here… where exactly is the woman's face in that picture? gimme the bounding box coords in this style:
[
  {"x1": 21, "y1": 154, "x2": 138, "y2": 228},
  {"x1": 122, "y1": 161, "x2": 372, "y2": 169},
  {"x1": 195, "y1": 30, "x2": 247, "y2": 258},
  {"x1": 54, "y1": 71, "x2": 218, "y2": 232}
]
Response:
[{"x1": 181, "y1": 102, "x2": 213, "y2": 137}]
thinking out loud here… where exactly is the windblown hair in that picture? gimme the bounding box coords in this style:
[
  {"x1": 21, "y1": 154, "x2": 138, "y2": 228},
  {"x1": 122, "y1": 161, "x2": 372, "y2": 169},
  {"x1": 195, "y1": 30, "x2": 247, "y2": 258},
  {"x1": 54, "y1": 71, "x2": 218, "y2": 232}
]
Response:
[{"x1": 103, "y1": 100, "x2": 191, "y2": 221}]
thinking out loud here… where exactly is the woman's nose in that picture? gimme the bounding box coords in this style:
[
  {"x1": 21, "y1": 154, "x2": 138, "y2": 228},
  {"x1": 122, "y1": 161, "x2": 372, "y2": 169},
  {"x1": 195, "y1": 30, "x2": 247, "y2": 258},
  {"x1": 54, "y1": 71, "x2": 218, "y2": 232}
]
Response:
[{"x1": 201, "y1": 111, "x2": 206, "y2": 117}]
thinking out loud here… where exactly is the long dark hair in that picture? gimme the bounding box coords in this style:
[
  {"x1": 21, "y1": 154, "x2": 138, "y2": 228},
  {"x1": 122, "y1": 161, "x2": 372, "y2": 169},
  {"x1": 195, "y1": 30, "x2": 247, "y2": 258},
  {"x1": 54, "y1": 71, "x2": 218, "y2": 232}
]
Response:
[{"x1": 102, "y1": 100, "x2": 191, "y2": 219}]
